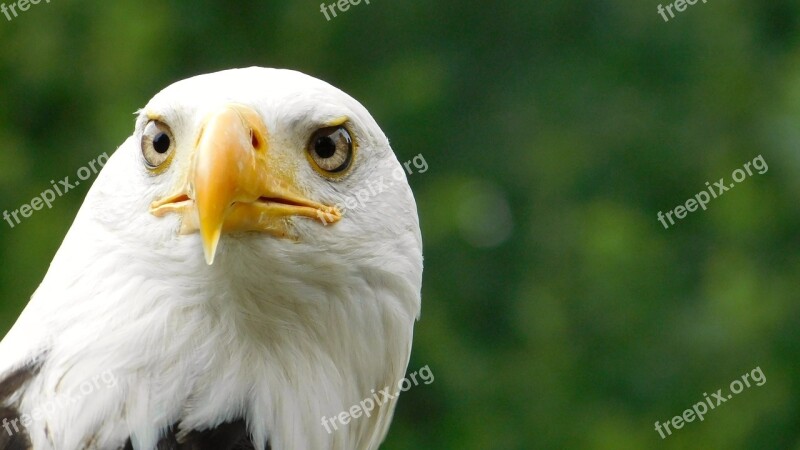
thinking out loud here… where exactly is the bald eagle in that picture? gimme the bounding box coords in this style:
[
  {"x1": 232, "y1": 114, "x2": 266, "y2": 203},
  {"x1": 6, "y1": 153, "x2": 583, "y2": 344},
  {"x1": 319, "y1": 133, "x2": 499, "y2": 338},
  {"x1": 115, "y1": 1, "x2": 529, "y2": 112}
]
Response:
[{"x1": 0, "y1": 67, "x2": 423, "y2": 450}]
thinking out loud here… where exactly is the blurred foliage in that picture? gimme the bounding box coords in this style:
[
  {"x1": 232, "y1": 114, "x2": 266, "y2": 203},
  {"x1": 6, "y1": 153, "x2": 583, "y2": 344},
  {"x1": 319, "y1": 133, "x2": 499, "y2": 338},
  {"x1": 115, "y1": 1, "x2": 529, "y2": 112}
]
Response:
[{"x1": 1, "y1": 0, "x2": 800, "y2": 448}]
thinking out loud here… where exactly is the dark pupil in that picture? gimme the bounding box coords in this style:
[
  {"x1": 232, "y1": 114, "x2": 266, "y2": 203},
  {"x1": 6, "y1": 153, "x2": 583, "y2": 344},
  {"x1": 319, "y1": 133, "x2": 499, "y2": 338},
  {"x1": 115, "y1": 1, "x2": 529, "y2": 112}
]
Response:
[
  {"x1": 153, "y1": 133, "x2": 171, "y2": 154},
  {"x1": 314, "y1": 136, "x2": 337, "y2": 159}
]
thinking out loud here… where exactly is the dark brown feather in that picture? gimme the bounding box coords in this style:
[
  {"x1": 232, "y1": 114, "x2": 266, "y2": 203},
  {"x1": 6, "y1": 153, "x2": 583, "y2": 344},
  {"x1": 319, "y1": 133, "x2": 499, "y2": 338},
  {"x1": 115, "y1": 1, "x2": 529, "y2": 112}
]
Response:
[
  {"x1": 123, "y1": 419, "x2": 266, "y2": 450},
  {"x1": 0, "y1": 358, "x2": 44, "y2": 450}
]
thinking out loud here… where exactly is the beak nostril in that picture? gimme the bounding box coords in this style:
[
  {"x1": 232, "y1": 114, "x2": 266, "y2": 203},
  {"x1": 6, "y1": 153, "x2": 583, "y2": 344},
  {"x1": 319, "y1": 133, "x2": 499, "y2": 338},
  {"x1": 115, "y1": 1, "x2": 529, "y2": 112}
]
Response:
[{"x1": 250, "y1": 131, "x2": 261, "y2": 150}]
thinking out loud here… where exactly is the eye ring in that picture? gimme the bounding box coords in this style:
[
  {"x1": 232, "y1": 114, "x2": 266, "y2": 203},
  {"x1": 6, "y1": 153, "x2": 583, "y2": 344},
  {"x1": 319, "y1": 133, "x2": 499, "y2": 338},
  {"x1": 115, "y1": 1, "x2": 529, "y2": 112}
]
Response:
[
  {"x1": 141, "y1": 120, "x2": 176, "y2": 171},
  {"x1": 306, "y1": 126, "x2": 354, "y2": 176}
]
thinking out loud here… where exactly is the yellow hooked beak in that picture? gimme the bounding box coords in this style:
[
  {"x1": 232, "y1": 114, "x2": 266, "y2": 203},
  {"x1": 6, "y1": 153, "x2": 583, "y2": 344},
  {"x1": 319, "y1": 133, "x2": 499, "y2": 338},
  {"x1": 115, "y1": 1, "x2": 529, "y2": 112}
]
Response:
[{"x1": 149, "y1": 105, "x2": 341, "y2": 265}]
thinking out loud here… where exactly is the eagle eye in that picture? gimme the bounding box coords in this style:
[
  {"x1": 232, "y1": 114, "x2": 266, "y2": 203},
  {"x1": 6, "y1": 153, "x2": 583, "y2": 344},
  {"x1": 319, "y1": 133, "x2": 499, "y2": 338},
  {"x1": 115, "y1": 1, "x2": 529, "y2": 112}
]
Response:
[
  {"x1": 307, "y1": 126, "x2": 354, "y2": 175},
  {"x1": 142, "y1": 121, "x2": 176, "y2": 170}
]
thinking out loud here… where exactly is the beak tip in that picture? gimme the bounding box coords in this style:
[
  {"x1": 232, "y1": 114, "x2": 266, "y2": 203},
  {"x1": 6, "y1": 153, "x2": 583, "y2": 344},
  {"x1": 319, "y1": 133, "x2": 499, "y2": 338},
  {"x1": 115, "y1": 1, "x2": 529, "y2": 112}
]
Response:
[
  {"x1": 201, "y1": 228, "x2": 222, "y2": 266},
  {"x1": 204, "y1": 252, "x2": 216, "y2": 266}
]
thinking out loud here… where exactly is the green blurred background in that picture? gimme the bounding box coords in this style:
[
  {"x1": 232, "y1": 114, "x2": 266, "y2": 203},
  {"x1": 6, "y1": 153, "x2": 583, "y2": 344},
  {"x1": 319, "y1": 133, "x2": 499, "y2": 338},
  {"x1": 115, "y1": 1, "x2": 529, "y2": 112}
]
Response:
[{"x1": 1, "y1": 0, "x2": 800, "y2": 448}]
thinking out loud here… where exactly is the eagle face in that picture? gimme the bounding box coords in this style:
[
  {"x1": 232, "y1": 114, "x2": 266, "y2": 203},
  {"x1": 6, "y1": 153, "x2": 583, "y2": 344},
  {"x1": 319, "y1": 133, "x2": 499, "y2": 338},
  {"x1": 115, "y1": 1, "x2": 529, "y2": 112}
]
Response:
[
  {"x1": 0, "y1": 68, "x2": 423, "y2": 450},
  {"x1": 113, "y1": 67, "x2": 420, "y2": 267}
]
